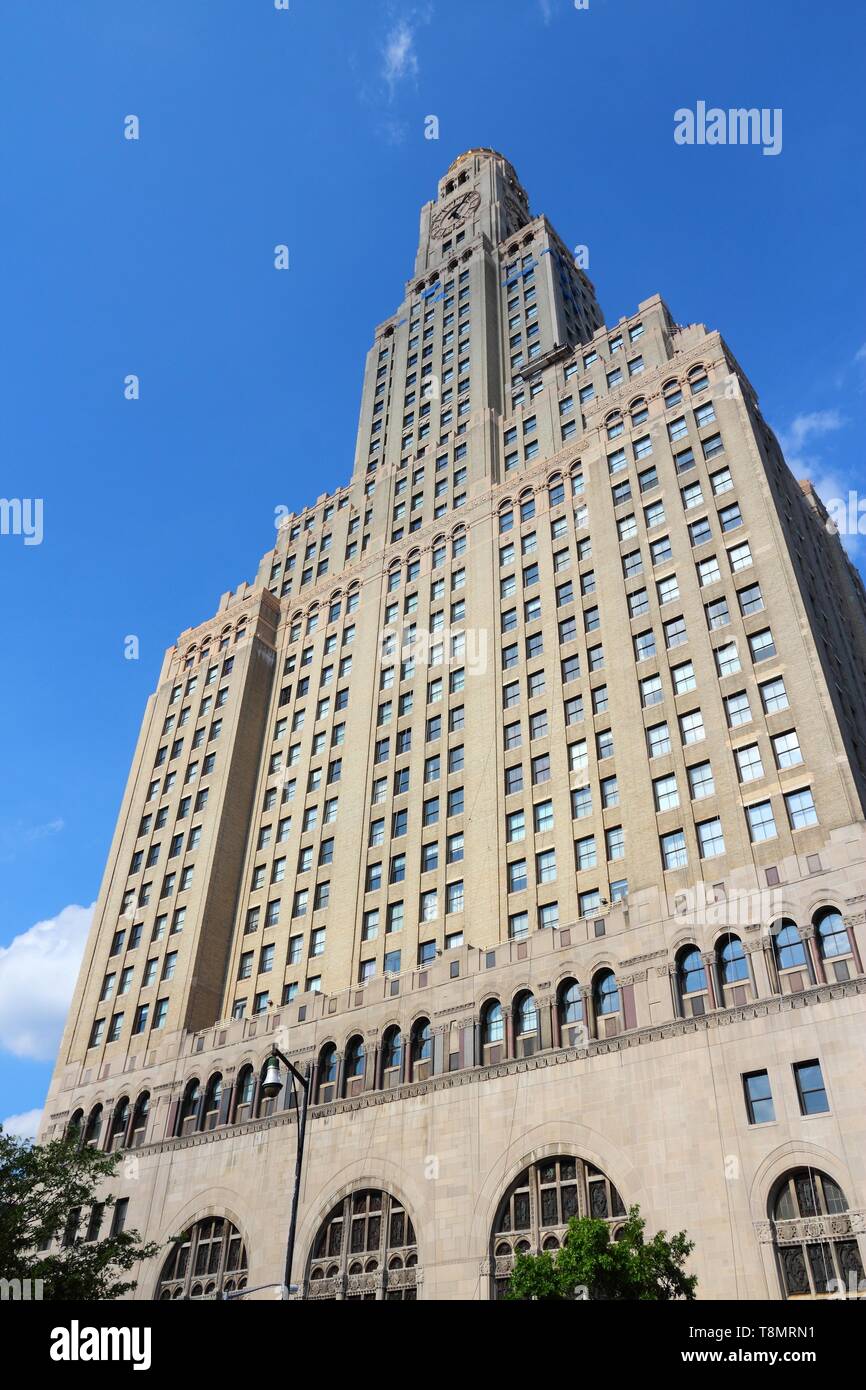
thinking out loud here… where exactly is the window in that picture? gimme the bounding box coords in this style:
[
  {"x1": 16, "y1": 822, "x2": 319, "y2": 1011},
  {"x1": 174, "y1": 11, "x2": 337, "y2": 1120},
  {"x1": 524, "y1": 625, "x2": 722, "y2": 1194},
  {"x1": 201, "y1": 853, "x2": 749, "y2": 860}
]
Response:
[
  {"x1": 749, "y1": 628, "x2": 776, "y2": 664},
  {"x1": 725, "y1": 690, "x2": 752, "y2": 728},
  {"x1": 672, "y1": 660, "x2": 696, "y2": 694},
  {"x1": 697, "y1": 817, "x2": 725, "y2": 859},
  {"x1": 770, "y1": 1168, "x2": 861, "y2": 1299},
  {"x1": 489, "y1": 1157, "x2": 625, "y2": 1299},
  {"x1": 706, "y1": 596, "x2": 730, "y2": 630},
  {"x1": 735, "y1": 743, "x2": 764, "y2": 783},
  {"x1": 446, "y1": 880, "x2": 464, "y2": 913},
  {"x1": 676, "y1": 947, "x2": 707, "y2": 1015},
  {"x1": 746, "y1": 799, "x2": 776, "y2": 842},
  {"x1": 717, "y1": 934, "x2": 749, "y2": 994},
  {"x1": 760, "y1": 677, "x2": 789, "y2": 713},
  {"x1": 688, "y1": 760, "x2": 715, "y2": 800},
  {"x1": 814, "y1": 907, "x2": 853, "y2": 971},
  {"x1": 157, "y1": 1218, "x2": 249, "y2": 1300},
  {"x1": 647, "y1": 722, "x2": 671, "y2": 758},
  {"x1": 661, "y1": 829, "x2": 687, "y2": 870},
  {"x1": 793, "y1": 1060, "x2": 829, "y2": 1115},
  {"x1": 738, "y1": 582, "x2": 764, "y2": 616},
  {"x1": 653, "y1": 774, "x2": 679, "y2": 811},
  {"x1": 679, "y1": 709, "x2": 705, "y2": 745},
  {"x1": 785, "y1": 787, "x2": 817, "y2": 829},
  {"x1": 743, "y1": 1071, "x2": 775, "y2": 1125},
  {"x1": 715, "y1": 641, "x2": 740, "y2": 677}
]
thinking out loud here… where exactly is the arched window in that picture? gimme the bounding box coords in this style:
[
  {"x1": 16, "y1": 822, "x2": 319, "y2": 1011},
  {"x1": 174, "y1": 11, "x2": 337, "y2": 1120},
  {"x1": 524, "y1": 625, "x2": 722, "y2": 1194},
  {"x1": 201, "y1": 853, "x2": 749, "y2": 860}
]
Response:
[
  {"x1": 108, "y1": 1097, "x2": 130, "y2": 1152},
  {"x1": 814, "y1": 908, "x2": 855, "y2": 982},
  {"x1": 480, "y1": 1000, "x2": 505, "y2": 1064},
  {"x1": 178, "y1": 1079, "x2": 201, "y2": 1137},
  {"x1": 344, "y1": 1036, "x2": 366, "y2": 1098},
  {"x1": 772, "y1": 920, "x2": 810, "y2": 994},
  {"x1": 316, "y1": 1044, "x2": 338, "y2": 1104},
  {"x1": 557, "y1": 978, "x2": 584, "y2": 1047},
  {"x1": 83, "y1": 1104, "x2": 103, "y2": 1149},
  {"x1": 233, "y1": 1066, "x2": 255, "y2": 1124},
  {"x1": 202, "y1": 1074, "x2": 223, "y2": 1130},
  {"x1": 513, "y1": 992, "x2": 540, "y2": 1058},
  {"x1": 66, "y1": 1109, "x2": 84, "y2": 1145},
  {"x1": 381, "y1": 1026, "x2": 403, "y2": 1089},
  {"x1": 605, "y1": 410, "x2": 624, "y2": 441},
  {"x1": 129, "y1": 1092, "x2": 150, "y2": 1148},
  {"x1": 769, "y1": 1169, "x2": 864, "y2": 1299},
  {"x1": 305, "y1": 1189, "x2": 418, "y2": 1301},
  {"x1": 491, "y1": 1157, "x2": 626, "y2": 1299},
  {"x1": 592, "y1": 969, "x2": 621, "y2": 1037},
  {"x1": 687, "y1": 364, "x2": 709, "y2": 394},
  {"x1": 717, "y1": 934, "x2": 750, "y2": 1006},
  {"x1": 410, "y1": 1018, "x2": 432, "y2": 1082},
  {"x1": 157, "y1": 1217, "x2": 248, "y2": 1301},
  {"x1": 676, "y1": 946, "x2": 709, "y2": 1017},
  {"x1": 548, "y1": 474, "x2": 565, "y2": 509}
]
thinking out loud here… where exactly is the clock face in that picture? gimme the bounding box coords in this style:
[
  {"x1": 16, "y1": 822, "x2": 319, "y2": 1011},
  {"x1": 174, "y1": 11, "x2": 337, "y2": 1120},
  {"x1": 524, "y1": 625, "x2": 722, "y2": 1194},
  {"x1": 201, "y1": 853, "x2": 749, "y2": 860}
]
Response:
[{"x1": 430, "y1": 189, "x2": 481, "y2": 238}]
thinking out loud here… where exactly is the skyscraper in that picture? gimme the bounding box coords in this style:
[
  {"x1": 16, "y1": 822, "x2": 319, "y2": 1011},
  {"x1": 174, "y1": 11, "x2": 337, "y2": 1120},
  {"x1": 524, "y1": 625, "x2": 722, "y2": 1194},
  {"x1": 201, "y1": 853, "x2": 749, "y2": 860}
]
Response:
[{"x1": 40, "y1": 149, "x2": 866, "y2": 1301}]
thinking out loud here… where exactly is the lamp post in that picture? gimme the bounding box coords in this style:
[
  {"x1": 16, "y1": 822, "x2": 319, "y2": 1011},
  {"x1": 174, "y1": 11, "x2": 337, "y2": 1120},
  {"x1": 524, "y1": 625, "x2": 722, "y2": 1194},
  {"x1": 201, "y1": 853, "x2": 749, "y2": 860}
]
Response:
[{"x1": 259, "y1": 1046, "x2": 312, "y2": 1299}]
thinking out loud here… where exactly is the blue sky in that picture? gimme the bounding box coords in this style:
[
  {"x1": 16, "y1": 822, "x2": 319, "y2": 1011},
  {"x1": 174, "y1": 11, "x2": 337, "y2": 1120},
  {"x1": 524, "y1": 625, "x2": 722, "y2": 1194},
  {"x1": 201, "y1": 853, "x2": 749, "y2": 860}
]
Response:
[{"x1": 1, "y1": 0, "x2": 864, "y2": 1133}]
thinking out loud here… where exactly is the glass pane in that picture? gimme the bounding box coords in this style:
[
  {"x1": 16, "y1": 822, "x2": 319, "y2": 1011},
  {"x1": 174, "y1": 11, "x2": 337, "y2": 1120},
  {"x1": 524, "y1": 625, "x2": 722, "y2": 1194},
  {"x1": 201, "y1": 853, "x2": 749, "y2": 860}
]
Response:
[
  {"x1": 588, "y1": 1180, "x2": 609, "y2": 1218},
  {"x1": 807, "y1": 1243, "x2": 834, "y2": 1294},
  {"x1": 780, "y1": 1245, "x2": 809, "y2": 1297},
  {"x1": 795, "y1": 1174, "x2": 818, "y2": 1217},
  {"x1": 513, "y1": 1191, "x2": 531, "y2": 1230},
  {"x1": 541, "y1": 1188, "x2": 558, "y2": 1226}
]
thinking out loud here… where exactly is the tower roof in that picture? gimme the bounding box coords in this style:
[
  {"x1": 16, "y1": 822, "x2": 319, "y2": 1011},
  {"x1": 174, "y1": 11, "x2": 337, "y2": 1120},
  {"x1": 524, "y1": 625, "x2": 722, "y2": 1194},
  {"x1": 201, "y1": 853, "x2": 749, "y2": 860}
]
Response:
[{"x1": 446, "y1": 148, "x2": 507, "y2": 173}]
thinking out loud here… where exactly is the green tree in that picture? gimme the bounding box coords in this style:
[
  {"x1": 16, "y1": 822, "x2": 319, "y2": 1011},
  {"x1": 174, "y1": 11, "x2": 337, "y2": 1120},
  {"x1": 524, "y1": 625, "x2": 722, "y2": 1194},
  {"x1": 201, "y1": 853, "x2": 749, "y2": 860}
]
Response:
[
  {"x1": 505, "y1": 1206, "x2": 697, "y2": 1301},
  {"x1": 0, "y1": 1126, "x2": 160, "y2": 1300}
]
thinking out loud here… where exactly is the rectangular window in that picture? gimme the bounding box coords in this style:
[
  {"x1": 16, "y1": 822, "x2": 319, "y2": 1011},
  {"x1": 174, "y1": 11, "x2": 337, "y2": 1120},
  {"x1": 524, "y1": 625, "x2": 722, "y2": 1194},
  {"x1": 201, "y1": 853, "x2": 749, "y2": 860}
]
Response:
[
  {"x1": 746, "y1": 799, "x2": 777, "y2": 842},
  {"x1": 749, "y1": 628, "x2": 776, "y2": 663},
  {"x1": 697, "y1": 817, "x2": 725, "y2": 859},
  {"x1": 785, "y1": 787, "x2": 817, "y2": 829},
  {"x1": 661, "y1": 829, "x2": 688, "y2": 870},
  {"x1": 743, "y1": 1071, "x2": 775, "y2": 1125},
  {"x1": 794, "y1": 1060, "x2": 829, "y2": 1115},
  {"x1": 735, "y1": 743, "x2": 764, "y2": 783},
  {"x1": 647, "y1": 722, "x2": 671, "y2": 757},
  {"x1": 653, "y1": 774, "x2": 679, "y2": 811}
]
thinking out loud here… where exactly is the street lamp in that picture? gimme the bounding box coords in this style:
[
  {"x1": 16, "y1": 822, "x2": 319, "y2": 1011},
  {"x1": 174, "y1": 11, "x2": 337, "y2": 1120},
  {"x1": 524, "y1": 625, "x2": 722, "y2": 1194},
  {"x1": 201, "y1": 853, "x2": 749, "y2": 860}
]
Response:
[{"x1": 260, "y1": 1046, "x2": 312, "y2": 1299}]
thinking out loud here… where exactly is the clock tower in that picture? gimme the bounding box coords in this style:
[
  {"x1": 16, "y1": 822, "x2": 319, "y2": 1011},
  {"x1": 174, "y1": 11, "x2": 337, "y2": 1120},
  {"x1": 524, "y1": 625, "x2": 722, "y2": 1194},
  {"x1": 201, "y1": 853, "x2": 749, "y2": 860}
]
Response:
[
  {"x1": 351, "y1": 149, "x2": 604, "y2": 492},
  {"x1": 414, "y1": 148, "x2": 531, "y2": 276}
]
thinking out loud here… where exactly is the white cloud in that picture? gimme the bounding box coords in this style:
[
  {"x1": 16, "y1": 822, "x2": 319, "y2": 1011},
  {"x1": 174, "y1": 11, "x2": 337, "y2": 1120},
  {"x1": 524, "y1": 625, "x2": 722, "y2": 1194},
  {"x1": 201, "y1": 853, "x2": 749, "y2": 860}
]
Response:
[
  {"x1": 779, "y1": 409, "x2": 846, "y2": 460},
  {"x1": 0, "y1": 903, "x2": 93, "y2": 1061},
  {"x1": 777, "y1": 410, "x2": 862, "y2": 559},
  {"x1": 2, "y1": 1108, "x2": 43, "y2": 1141},
  {"x1": 382, "y1": 20, "x2": 419, "y2": 96},
  {"x1": 0, "y1": 816, "x2": 65, "y2": 864}
]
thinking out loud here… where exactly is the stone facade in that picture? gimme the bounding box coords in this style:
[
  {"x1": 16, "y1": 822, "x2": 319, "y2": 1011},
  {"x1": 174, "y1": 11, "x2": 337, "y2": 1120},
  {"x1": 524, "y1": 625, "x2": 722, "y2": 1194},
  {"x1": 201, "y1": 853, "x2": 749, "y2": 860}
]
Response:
[{"x1": 40, "y1": 150, "x2": 866, "y2": 1300}]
